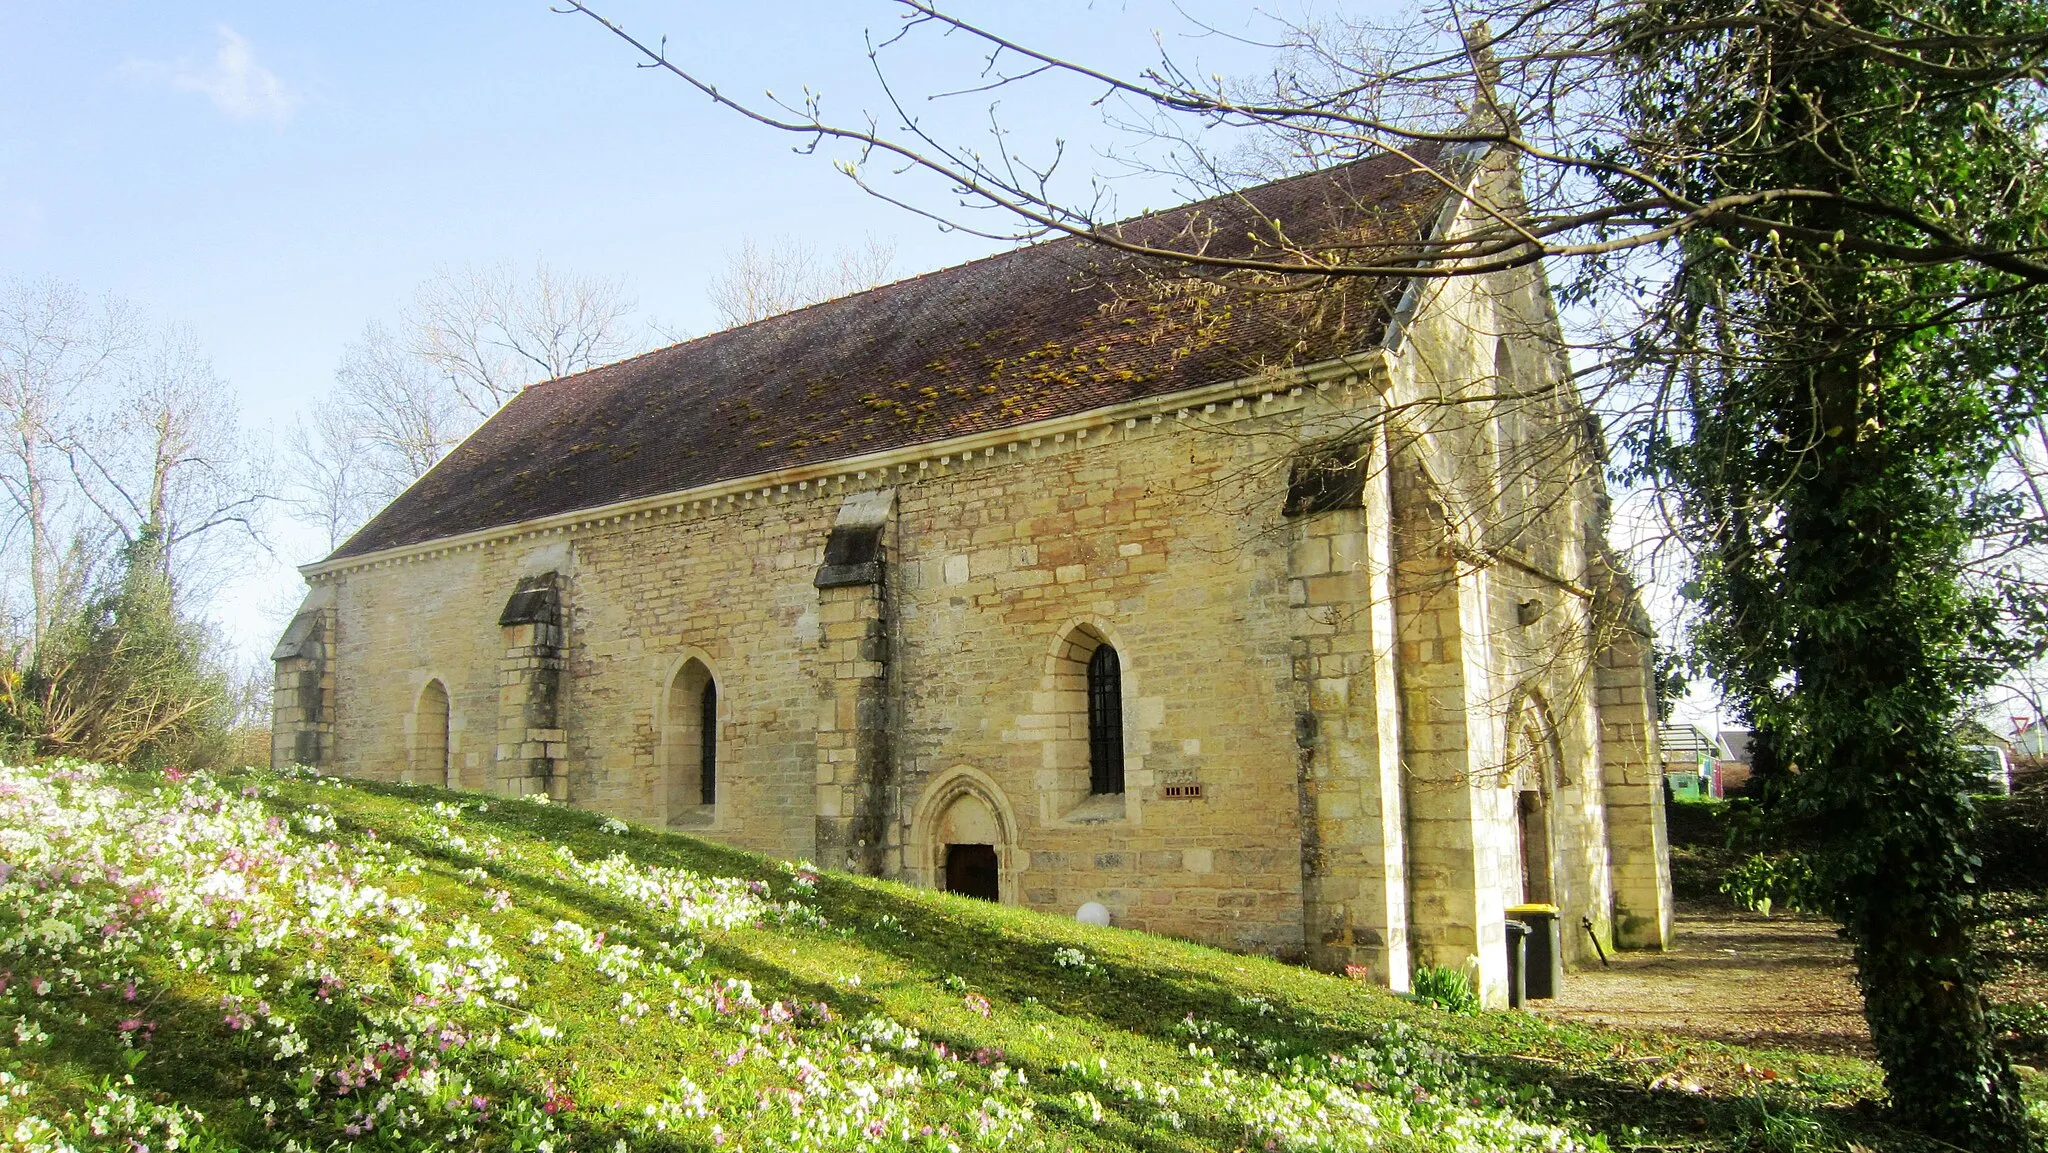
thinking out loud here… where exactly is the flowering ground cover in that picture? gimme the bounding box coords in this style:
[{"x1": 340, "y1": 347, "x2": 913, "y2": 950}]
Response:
[{"x1": 0, "y1": 761, "x2": 2026, "y2": 1151}]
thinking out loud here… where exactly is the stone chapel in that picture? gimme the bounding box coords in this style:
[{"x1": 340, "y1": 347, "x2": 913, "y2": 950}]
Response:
[{"x1": 273, "y1": 143, "x2": 1673, "y2": 1005}]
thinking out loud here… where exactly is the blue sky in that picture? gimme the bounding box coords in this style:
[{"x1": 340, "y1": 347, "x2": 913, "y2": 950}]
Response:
[{"x1": 3, "y1": 1, "x2": 1311, "y2": 661}]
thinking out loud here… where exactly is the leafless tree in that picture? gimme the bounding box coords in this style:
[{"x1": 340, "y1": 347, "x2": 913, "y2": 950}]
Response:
[
  {"x1": 339, "y1": 320, "x2": 465, "y2": 484},
  {"x1": 1973, "y1": 414, "x2": 2048, "y2": 733},
  {"x1": 0, "y1": 280, "x2": 146, "y2": 652},
  {"x1": 706, "y1": 234, "x2": 897, "y2": 327},
  {"x1": 288, "y1": 261, "x2": 650, "y2": 550},
  {"x1": 60, "y1": 325, "x2": 272, "y2": 602},
  {"x1": 411, "y1": 259, "x2": 641, "y2": 421},
  {"x1": 287, "y1": 405, "x2": 380, "y2": 555},
  {"x1": 564, "y1": 0, "x2": 2048, "y2": 292},
  {"x1": 287, "y1": 321, "x2": 467, "y2": 551},
  {"x1": 0, "y1": 282, "x2": 266, "y2": 766}
]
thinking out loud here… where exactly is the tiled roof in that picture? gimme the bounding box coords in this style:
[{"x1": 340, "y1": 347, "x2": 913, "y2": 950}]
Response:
[
  {"x1": 1717, "y1": 729, "x2": 1753, "y2": 763},
  {"x1": 329, "y1": 146, "x2": 1453, "y2": 560}
]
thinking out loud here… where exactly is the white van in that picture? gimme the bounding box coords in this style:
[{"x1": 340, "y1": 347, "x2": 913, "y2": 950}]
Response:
[{"x1": 1965, "y1": 745, "x2": 2013, "y2": 795}]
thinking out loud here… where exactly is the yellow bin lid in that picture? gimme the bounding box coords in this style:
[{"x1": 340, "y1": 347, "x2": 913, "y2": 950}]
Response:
[{"x1": 1505, "y1": 903, "x2": 1560, "y2": 916}]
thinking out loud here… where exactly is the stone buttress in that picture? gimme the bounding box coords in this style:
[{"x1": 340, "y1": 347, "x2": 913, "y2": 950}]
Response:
[
  {"x1": 811, "y1": 489, "x2": 898, "y2": 874},
  {"x1": 496, "y1": 571, "x2": 567, "y2": 799},
  {"x1": 1286, "y1": 419, "x2": 1412, "y2": 987},
  {"x1": 272, "y1": 585, "x2": 336, "y2": 768}
]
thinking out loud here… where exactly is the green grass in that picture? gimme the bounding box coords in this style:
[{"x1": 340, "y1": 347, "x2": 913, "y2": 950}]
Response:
[{"x1": 0, "y1": 762, "x2": 2021, "y2": 1150}]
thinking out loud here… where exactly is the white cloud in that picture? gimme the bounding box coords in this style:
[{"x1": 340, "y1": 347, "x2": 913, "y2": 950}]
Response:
[{"x1": 126, "y1": 26, "x2": 296, "y2": 124}]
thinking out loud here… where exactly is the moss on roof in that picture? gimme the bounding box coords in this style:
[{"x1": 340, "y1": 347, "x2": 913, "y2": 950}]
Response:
[{"x1": 330, "y1": 149, "x2": 1451, "y2": 560}]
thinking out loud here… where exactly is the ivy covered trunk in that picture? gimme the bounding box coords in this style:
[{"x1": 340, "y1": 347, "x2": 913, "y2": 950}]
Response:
[
  {"x1": 1781, "y1": 352, "x2": 2027, "y2": 1140},
  {"x1": 1626, "y1": 0, "x2": 2048, "y2": 1144}
]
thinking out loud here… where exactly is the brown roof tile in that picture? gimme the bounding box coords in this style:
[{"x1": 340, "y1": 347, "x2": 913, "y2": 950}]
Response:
[{"x1": 329, "y1": 147, "x2": 1452, "y2": 560}]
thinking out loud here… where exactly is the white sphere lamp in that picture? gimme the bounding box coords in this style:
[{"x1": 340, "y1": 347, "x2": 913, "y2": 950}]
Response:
[{"x1": 1076, "y1": 902, "x2": 1111, "y2": 927}]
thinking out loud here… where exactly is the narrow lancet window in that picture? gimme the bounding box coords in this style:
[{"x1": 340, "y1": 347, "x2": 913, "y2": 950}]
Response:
[
  {"x1": 666, "y1": 660, "x2": 717, "y2": 825},
  {"x1": 417, "y1": 680, "x2": 451, "y2": 788},
  {"x1": 699, "y1": 681, "x2": 718, "y2": 805},
  {"x1": 1087, "y1": 644, "x2": 1125, "y2": 795}
]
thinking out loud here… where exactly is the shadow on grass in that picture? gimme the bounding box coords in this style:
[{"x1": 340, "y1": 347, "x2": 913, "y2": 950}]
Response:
[
  {"x1": 272, "y1": 774, "x2": 1944, "y2": 1151},
  {"x1": 19, "y1": 946, "x2": 578, "y2": 1150}
]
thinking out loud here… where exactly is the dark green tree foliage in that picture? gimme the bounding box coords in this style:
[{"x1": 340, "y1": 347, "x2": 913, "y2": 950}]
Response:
[
  {"x1": 1615, "y1": 0, "x2": 2048, "y2": 1142},
  {"x1": 0, "y1": 526, "x2": 232, "y2": 767}
]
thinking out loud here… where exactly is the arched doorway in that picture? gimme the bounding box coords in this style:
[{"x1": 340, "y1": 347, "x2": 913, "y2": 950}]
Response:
[
  {"x1": 415, "y1": 680, "x2": 450, "y2": 787},
  {"x1": 665, "y1": 659, "x2": 717, "y2": 827},
  {"x1": 912, "y1": 768, "x2": 1017, "y2": 904},
  {"x1": 945, "y1": 844, "x2": 1000, "y2": 900},
  {"x1": 1509, "y1": 694, "x2": 1561, "y2": 905}
]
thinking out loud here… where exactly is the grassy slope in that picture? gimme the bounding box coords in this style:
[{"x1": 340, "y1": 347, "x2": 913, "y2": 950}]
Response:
[{"x1": 0, "y1": 763, "x2": 2022, "y2": 1152}]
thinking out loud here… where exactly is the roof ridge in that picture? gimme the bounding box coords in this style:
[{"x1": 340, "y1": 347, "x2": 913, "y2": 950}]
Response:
[
  {"x1": 328, "y1": 149, "x2": 1454, "y2": 561},
  {"x1": 534, "y1": 152, "x2": 1424, "y2": 391}
]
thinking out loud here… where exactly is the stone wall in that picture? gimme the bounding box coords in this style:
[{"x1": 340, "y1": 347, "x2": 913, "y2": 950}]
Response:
[
  {"x1": 1365, "y1": 147, "x2": 1665, "y2": 998},
  {"x1": 283, "y1": 161, "x2": 1670, "y2": 985},
  {"x1": 301, "y1": 383, "x2": 1403, "y2": 955}
]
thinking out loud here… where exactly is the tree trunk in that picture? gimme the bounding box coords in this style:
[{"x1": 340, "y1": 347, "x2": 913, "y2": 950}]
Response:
[{"x1": 1780, "y1": 352, "x2": 2030, "y2": 1146}]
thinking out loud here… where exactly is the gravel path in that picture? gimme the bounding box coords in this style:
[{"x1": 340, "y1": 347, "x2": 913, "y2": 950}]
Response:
[{"x1": 1534, "y1": 906, "x2": 1871, "y2": 1055}]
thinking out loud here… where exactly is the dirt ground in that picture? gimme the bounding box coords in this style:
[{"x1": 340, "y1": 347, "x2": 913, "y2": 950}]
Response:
[{"x1": 1535, "y1": 907, "x2": 1873, "y2": 1055}]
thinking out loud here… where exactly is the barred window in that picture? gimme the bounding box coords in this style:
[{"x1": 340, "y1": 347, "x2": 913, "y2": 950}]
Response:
[{"x1": 1087, "y1": 644, "x2": 1125, "y2": 795}]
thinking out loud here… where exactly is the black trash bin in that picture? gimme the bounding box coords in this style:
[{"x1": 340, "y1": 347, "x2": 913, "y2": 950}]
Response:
[
  {"x1": 1506, "y1": 903, "x2": 1562, "y2": 999},
  {"x1": 1502, "y1": 920, "x2": 1530, "y2": 1010}
]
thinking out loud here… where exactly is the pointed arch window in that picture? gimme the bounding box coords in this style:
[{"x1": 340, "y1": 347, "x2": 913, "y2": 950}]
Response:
[
  {"x1": 699, "y1": 680, "x2": 718, "y2": 805},
  {"x1": 666, "y1": 660, "x2": 718, "y2": 825},
  {"x1": 1087, "y1": 644, "x2": 1124, "y2": 795},
  {"x1": 416, "y1": 680, "x2": 451, "y2": 788}
]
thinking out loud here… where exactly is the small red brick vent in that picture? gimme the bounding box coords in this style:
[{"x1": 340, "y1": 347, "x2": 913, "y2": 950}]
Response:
[{"x1": 1161, "y1": 783, "x2": 1205, "y2": 800}]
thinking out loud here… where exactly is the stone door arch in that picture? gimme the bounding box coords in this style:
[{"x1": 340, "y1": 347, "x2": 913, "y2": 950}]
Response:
[{"x1": 911, "y1": 767, "x2": 1018, "y2": 904}]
